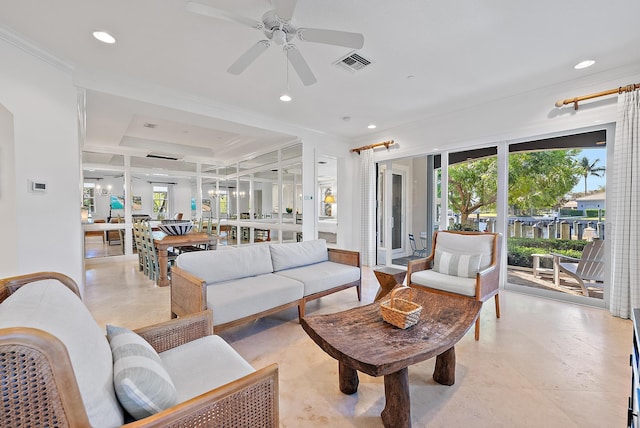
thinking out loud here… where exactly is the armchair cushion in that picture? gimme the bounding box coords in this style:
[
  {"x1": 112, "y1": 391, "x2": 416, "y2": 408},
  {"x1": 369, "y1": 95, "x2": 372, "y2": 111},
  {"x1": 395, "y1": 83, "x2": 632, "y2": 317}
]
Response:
[
  {"x1": 107, "y1": 325, "x2": 178, "y2": 420},
  {"x1": 435, "y1": 231, "x2": 494, "y2": 271},
  {"x1": 433, "y1": 249, "x2": 482, "y2": 278},
  {"x1": 411, "y1": 269, "x2": 477, "y2": 297},
  {"x1": 160, "y1": 335, "x2": 255, "y2": 402},
  {"x1": 0, "y1": 280, "x2": 124, "y2": 427}
]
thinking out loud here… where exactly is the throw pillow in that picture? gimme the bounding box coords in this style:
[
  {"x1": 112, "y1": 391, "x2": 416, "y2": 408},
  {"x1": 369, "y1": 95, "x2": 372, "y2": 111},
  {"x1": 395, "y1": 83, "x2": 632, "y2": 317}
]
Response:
[
  {"x1": 433, "y1": 249, "x2": 482, "y2": 278},
  {"x1": 106, "y1": 324, "x2": 178, "y2": 420}
]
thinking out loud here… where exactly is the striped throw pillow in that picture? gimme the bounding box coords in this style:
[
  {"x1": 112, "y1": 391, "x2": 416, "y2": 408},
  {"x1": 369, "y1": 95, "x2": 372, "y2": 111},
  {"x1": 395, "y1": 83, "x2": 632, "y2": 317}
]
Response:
[
  {"x1": 106, "y1": 325, "x2": 178, "y2": 420},
  {"x1": 433, "y1": 249, "x2": 482, "y2": 278}
]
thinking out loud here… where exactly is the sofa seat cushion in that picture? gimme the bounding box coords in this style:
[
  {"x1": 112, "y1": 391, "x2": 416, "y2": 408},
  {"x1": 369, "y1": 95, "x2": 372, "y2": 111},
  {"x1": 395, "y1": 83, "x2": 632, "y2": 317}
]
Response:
[
  {"x1": 160, "y1": 335, "x2": 255, "y2": 402},
  {"x1": 0, "y1": 280, "x2": 124, "y2": 428},
  {"x1": 270, "y1": 239, "x2": 328, "y2": 272},
  {"x1": 411, "y1": 269, "x2": 477, "y2": 297},
  {"x1": 107, "y1": 325, "x2": 177, "y2": 420},
  {"x1": 207, "y1": 274, "x2": 304, "y2": 325},
  {"x1": 177, "y1": 245, "x2": 273, "y2": 285},
  {"x1": 274, "y1": 261, "x2": 360, "y2": 296},
  {"x1": 435, "y1": 232, "x2": 495, "y2": 271}
]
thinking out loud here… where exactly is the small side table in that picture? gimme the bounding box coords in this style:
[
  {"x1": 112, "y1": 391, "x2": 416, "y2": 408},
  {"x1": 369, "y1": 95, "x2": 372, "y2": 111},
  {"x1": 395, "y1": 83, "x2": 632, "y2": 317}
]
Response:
[
  {"x1": 532, "y1": 253, "x2": 554, "y2": 278},
  {"x1": 373, "y1": 267, "x2": 407, "y2": 302}
]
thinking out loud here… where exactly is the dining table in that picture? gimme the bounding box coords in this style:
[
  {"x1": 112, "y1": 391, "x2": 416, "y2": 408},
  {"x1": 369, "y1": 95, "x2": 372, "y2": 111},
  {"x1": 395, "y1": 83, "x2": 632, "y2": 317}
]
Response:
[{"x1": 153, "y1": 231, "x2": 217, "y2": 287}]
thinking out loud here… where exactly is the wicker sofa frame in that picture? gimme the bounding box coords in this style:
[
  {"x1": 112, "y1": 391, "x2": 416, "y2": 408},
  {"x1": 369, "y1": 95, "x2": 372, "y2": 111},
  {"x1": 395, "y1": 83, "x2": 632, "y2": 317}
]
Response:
[
  {"x1": 171, "y1": 247, "x2": 361, "y2": 332},
  {"x1": 0, "y1": 272, "x2": 279, "y2": 427}
]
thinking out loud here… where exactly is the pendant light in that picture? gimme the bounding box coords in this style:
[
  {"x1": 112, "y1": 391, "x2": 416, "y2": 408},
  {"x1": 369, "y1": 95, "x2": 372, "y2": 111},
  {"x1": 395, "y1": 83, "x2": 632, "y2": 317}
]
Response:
[{"x1": 280, "y1": 47, "x2": 292, "y2": 102}]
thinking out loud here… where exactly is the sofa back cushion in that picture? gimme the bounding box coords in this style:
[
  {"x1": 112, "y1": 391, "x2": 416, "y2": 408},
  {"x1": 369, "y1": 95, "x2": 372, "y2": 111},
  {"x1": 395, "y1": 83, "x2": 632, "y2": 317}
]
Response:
[
  {"x1": 177, "y1": 245, "x2": 274, "y2": 284},
  {"x1": 0, "y1": 280, "x2": 124, "y2": 427},
  {"x1": 435, "y1": 231, "x2": 495, "y2": 271},
  {"x1": 270, "y1": 239, "x2": 328, "y2": 272}
]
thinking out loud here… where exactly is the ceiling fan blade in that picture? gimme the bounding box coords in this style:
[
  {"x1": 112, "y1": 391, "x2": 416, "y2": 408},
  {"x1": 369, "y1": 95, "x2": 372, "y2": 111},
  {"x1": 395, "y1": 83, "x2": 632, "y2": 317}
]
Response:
[
  {"x1": 297, "y1": 28, "x2": 364, "y2": 49},
  {"x1": 285, "y1": 46, "x2": 317, "y2": 86},
  {"x1": 227, "y1": 41, "x2": 271, "y2": 75},
  {"x1": 272, "y1": 0, "x2": 298, "y2": 21},
  {"x1": 186, "y1": 1, "x2": 263, "y2": 29}
]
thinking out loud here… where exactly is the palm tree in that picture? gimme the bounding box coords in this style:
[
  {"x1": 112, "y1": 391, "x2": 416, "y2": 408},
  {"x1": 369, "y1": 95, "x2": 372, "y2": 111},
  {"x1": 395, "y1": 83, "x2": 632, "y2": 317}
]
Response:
[{"x1": 578, "y1": 156, "x2": 606, "y2": 195}]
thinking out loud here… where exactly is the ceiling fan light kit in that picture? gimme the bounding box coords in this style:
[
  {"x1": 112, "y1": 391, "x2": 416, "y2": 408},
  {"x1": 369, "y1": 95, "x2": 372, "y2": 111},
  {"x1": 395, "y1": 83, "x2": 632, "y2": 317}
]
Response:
[{"x1": 186, "y1": 0, "x2": 364, "y2": 86}]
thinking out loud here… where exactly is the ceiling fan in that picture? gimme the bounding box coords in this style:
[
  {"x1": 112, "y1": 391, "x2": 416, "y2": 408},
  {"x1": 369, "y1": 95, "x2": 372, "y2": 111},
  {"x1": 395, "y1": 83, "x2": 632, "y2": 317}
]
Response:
[{"x1": 186, "y1": 0, "x2": 365, "y2": 86}]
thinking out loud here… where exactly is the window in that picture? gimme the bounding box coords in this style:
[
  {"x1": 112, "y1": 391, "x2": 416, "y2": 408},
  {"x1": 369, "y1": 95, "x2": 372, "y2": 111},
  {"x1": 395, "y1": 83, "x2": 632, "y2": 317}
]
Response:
[
  {"x1": 219, "y1": 192, "x2": 228, "y2": 215},
  {"x1": 153, "y1": 186, "x2": 168, "y2": 217},
  {"x1": 83, "y1": 183, "x2": 96, "y2": 213}
]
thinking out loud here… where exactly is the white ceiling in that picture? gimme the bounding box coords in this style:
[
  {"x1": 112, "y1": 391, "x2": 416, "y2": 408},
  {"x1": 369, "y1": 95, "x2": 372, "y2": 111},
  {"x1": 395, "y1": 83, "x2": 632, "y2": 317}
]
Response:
[{"x1": 1, "y1": 0, "x2": 639, "y2": 165}]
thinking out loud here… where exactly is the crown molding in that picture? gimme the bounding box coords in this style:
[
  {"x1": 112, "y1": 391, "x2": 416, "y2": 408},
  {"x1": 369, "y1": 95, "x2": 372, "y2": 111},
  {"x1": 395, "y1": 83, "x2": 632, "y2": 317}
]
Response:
[{"x1": 0, "y1": 24, "x2": 74, "y2": 74}]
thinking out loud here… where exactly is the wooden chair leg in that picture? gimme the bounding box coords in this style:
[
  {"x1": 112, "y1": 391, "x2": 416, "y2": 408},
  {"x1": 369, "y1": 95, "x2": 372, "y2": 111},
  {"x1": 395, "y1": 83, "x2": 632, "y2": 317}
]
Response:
[
  {"x1": 494, "y1": 294, "x2": 501, "y2": 318},
  {"x1": 474, "y1": 314, "x2": 480, "y2": 341}
]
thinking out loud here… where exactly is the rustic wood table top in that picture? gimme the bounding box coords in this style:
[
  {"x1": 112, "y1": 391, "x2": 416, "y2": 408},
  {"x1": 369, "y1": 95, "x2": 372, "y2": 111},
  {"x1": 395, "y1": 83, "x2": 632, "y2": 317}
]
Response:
[
  {"x1": 301, "y1": 290, "x2": 482, "y2": 428},
  {"x1": 301, "y1": 289, "x2": 482, "y2": 377}
]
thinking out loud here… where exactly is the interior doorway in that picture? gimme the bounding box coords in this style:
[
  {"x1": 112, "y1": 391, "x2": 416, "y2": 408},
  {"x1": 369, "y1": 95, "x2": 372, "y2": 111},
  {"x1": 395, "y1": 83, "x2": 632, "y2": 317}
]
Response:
[
  {"x1": 391, "y1": 170, "x2": 406, "y2": 259},
  {"x1": 376, "y1": 162, "x2": 408, "y2": 264}
]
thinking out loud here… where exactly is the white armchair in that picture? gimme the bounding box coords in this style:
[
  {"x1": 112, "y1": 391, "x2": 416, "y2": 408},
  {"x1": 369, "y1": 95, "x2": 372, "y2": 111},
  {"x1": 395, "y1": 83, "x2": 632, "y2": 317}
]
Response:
[{"x1": 407, "y1": 230, "x2": 501, "y2": 340}]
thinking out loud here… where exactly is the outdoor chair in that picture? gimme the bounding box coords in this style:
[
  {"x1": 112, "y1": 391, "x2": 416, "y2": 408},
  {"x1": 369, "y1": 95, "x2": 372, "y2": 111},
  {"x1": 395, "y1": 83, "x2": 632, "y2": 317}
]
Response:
[
  {"x1": 551, "y1": 239, "x2": 605, "y2": 297},
  {"x1": 407, "y1": 230, "x2": 501, "y2": 340},
  {"x1": 409, "y1": 233, "x2": 427, "y2": 257}
]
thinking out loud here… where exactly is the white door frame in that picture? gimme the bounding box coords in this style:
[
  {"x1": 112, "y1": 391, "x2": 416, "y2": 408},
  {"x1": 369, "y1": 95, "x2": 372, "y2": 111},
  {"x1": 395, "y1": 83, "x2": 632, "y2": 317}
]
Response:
[{"x1": 390, "y1": 166, "x2": 408, "y2": 259}]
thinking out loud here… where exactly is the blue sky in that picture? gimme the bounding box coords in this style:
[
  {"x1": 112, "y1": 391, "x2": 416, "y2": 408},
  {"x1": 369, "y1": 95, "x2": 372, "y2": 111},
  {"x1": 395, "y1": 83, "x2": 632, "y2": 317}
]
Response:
[{"x1": 571, "y1": 148, "x2": 607, "y2": 193}]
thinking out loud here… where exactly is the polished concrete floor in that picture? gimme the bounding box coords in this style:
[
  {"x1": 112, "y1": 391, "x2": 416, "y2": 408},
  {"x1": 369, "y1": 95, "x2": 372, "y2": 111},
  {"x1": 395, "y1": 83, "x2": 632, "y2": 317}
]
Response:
[{"x1": 83, "y1": 259, "x2": 631, "y2": 427}]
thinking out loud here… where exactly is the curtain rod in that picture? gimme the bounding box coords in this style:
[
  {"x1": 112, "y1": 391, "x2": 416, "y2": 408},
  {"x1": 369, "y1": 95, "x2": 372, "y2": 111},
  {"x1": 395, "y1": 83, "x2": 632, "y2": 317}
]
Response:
[
  {"x1": 351, "y1": 140, "x2": 395, "y2": 155},
  {"x1": 555, "y1": 83, "x2": 640, "y2": 110}
]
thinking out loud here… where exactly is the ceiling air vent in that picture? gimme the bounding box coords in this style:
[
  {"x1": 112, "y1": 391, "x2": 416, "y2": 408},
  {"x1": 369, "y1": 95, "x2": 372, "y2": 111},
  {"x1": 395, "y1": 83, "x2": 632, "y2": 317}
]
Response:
[
  {"x1": 146, "y1": 153, "x2": 180, "y2": 161},
  {"x1": 335, "y1": 51, "x2": 373, "y2": 73}
]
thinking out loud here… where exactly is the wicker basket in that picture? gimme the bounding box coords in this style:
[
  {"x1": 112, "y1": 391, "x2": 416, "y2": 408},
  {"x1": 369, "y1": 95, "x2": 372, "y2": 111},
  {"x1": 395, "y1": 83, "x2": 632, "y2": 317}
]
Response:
[{"x1": 380, "y1": 286, "x2": 423, "y2": 329}]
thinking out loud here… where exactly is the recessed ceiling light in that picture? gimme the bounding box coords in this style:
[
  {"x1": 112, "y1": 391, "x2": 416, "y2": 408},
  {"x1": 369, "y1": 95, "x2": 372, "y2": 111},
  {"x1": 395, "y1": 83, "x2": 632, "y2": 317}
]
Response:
[
  {"x1": 92, "y1": 31, "x2": 116, "y2": 44},
  {"x1": 367, "y1": 124, "x2": 376, "y2": 129},
  {"x1": 574, "y1": 60, "x2": 595, "y2": 70},
  {"x1": 279, "y1": 94, "x2": 292, "y2": 102}
]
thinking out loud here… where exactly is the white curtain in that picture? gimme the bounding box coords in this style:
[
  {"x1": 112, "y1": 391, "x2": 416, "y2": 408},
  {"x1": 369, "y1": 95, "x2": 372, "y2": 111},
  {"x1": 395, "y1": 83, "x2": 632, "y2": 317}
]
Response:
[
  {"x1": 360, "y1": 149, "x2": 376, "y2": 266},
  {"x1": 610, "y1": 87, "x2": 640, "y2": 318}
]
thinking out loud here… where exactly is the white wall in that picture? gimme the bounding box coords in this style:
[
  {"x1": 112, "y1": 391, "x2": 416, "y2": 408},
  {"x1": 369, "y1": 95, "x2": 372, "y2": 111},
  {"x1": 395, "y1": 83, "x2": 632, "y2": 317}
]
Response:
[
  {"x1": 0, "y1": 103, "x2": 18, "y2": 272},
  {"x1": 172, "y1": 180, "x2": 193, "y2": 219},
  {"x1": 0, "y1": 38, "x2": 82, "y2": 288}
]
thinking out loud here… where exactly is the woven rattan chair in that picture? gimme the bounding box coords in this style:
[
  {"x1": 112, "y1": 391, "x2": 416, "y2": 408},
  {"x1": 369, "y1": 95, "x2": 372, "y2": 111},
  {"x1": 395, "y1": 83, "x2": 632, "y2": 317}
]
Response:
[
  {"x1": 0, "y1": 272, "x2": 279, "y2": 427},
  {"x1": 407, "y1": 230, "x2": 501, "y2": 340}
]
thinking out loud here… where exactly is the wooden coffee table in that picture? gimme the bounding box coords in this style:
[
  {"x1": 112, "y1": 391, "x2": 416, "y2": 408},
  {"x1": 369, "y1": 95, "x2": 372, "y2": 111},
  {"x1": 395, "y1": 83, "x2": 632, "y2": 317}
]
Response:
[{"x1": 301, "y1": 290, "x2": 482, "y2": 428}]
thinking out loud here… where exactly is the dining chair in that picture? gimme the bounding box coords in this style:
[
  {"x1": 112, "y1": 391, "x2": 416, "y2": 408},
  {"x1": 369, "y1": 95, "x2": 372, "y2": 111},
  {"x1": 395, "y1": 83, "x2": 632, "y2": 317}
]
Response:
[{"x1": 141, "y1": 222, "x2": 177, "y2": 281}]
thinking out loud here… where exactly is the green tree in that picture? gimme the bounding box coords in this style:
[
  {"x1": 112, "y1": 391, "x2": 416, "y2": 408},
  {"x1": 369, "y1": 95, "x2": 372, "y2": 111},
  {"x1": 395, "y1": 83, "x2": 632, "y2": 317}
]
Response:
[
  {"x1": 448, "y1": 157, "x2": 497, "y2": 223},
  {"x1": 508, "y1": 150, "x2": 579, "y2": 215},
  {"x1": 577, "y1": 156, "x2": 605, "y2": 195},
  {"x1": 448, "y1": 150, "x2": 579, "y2": 223}
]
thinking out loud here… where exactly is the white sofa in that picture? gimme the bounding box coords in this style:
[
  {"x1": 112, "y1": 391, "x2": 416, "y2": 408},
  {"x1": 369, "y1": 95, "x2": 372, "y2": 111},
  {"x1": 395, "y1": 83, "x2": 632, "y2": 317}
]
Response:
[
  {"x1": 0, "y1": 272, "x2": 278, "y2": 427},
  {"x1": 171, "y1": 239, "x2": 361, "y2": 331}
]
